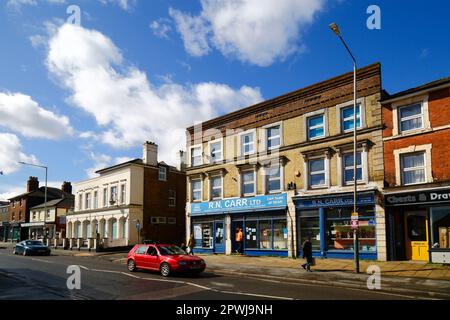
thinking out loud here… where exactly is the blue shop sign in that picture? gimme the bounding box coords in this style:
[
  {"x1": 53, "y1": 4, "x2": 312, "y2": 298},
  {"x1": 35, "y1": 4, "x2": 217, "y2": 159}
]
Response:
[
  {"x1": 295, "y1": 193, "x2": 375, "y2": 209},
  {"x1": 191, "y1": 193, "x2": 287, "y2": 215}
]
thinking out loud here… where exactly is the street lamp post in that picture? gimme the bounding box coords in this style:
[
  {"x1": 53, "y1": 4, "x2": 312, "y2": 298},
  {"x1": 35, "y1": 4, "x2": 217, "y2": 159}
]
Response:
[
  {"x1": 18, "y1": 162, "x2": 48, "y2": 241},
  {"x1": 329, "y1": 22, "x2": 360, "y2": 273}
]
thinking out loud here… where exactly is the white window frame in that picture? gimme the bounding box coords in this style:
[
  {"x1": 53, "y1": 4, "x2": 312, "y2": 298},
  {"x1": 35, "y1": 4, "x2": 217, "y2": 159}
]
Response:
[
  {"x1": 400, "y1": 152, "x2": 426, "y2": 186},
  {"x1": 307, "y1": 114, "x2": 325, "y2": 140},
  {"x1": 209, "y1": 175, "x2": 223, "y2": 200},
  {"x1": 241, "y1": 169, "x2": 256, "y2": 196},
  {"x1": 191, "y1": 178, "x2": 202, "y2": 202},
  {"x1": 93, "y1": 191, "x2": 98, "y2": 209},
  {"x1": 342, "y1": 152, "x2": 363, "y2": 185},
  {"x1": 158, "y1": 166, "x2": 167, "y2": 181},
  {"x1": 336, "y1": 98, "x2": 366, "y2": 133},
  {"x1": 110, "y1": 186, "x2": 118, "y2": 204},
  {"x1": 391, "y1": 95, "x2": 430, "y2": 136},
  {"x1": 78, "y1": 194, "x2": 83, "y2": 210},
  {"x1": 85, "y1": 192, "x2": 91, "y2": 210},
  {"x1": 120, "y1": 184, "x2": 126, "y2": 204},
  {"x1": 237, "y1": 129, "x2": 256, "y2": 156},
  {"x1": 308, "y1": 157, "x2": 326, "y2": 189},
  {"x1": 103, "y1": 188, "x2": 108, "y2": 207},
  {"x1": 265, "y1": 164, "x2": 283, "y2": 194},
  {"x1": 208, "y1": 139, "x2": 223, "y2": 163},
  {"x1": 190, "y1": 145, "x2": 203, "y2": 167},
  {"x1": 394, "y1": 144, "x2": 432, "y2": 186},
  {"x1": 263, "y1": 122, "x2": 283, "y2": 151},
  {"x1": 398, "y1": 103, "x2": 423, "y2": 133}
]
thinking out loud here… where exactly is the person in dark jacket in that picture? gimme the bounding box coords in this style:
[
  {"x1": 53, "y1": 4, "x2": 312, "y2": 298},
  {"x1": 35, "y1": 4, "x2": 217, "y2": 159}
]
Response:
[{"x1": 301, "y1": 237, "x2": 313, "y2": 272}]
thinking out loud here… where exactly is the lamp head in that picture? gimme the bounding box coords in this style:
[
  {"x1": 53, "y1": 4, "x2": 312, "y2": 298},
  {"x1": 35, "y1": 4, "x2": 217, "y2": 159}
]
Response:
[{"x1": 329, "y1": 22, "x2": 341, "y2": 36}]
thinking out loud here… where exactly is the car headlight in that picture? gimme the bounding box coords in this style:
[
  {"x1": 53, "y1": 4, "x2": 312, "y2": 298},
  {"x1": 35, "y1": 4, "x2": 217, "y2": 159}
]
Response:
[
  {"x1": 200, "y1": 260, "x2": 205, "y2": 264},
  {"x1": 178, "y1": 261, "x2": 187, "y2": 266}
]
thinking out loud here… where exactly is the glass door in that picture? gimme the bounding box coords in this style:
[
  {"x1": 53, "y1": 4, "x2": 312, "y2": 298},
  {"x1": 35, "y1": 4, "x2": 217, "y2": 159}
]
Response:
[
  {"x1": 214, "y1": 221, "x2": 225, "y2": 253},
  {"x1": 405, "y1": 211, "x2": 429, "y2": 261}
]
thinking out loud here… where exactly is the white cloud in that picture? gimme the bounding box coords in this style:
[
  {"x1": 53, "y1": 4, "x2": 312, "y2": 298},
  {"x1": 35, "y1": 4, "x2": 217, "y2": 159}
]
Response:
[
  {"x1": 0, "y1": 92, "x2": 74, "y2": 139},
  {"x1": 46, "y1": 24, "x2": 263, "y2": 164},
  {"x1": 169, "y1": 0, "x2": 325, "y2": 66},
  {"x1": 149, "y1": 18, "x2": 172, "y2": 39},
  {"x1": 0, "y1": 133, "x2": 39, "y2": 175},
  {"x1": 84, "y1": 152, "x2": 112, "y2": 178},
  {"x1": 6, "y1": 0, "x2": 66, "y2": 11},
  {"x1": 99, "y1": 0, "x2": 136, "y2": 11}
]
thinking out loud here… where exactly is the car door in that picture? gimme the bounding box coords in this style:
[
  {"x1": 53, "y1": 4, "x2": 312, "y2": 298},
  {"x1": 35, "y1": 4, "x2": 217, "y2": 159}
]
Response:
[
  {"x1": 15, "y1": 242, "x2": 24, "y2": 254},
  {"x1": 144, "y1": 246, "x2": 159, "y2": 270},
  {"x1": 133, "y1": 245, "x2": 148, "y2": 268}
]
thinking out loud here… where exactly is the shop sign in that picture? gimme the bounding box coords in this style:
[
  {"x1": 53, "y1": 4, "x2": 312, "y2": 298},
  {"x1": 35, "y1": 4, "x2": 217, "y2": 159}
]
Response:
[
  {"x1": 295, "y1": 193, "x2": 374, "y2": 209},
  {"x1": 385, "y1": 188, "x2": 450, "y2": 206},
  {"x1": 191, "y1": 193, "x2": 287, "y2": 215}
]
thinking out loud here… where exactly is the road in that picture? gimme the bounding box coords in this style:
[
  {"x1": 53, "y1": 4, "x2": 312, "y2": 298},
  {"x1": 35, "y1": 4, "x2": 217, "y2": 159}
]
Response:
[{"x1": 0, "y1": 248, "x2": 419, "y2": 300}]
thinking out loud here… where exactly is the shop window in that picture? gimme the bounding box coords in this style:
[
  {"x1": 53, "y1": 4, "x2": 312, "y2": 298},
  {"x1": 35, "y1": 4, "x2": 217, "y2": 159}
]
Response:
[
  {"x1": 193, "y1": 223, "x2": 213, "y2": 249},
  {"x1": 399, "y1": 103, "x2": 423, "y2": 132},
  {"x1": 407, "y1": 214, "x2": 427, "y2": 241},
  {"x1": 273, "y1": 220, "x2": 288, "y2": 250},
  {"x1": 240, "y1": 131, "x2": 255, "y2": 155},
  {"x1": 266, "y1": 125, "x2": 281, "y2": 150},
  {"x1": 325, "y1": 207, "x2": 376, "y2": 252},
  {"x1": 259, "y1": 221, "x2": 272, "y2": 249},
  {"x1": 308, "y1": 158, "x2": 326, "y2": 188},
  {"x1": 266, "y1": 165, "x2": 281, "y2": 193},
  {"x1": 241, "y1": 170, "x2": 255, "y2": 196},
  {"x1": 191, "y1": 146, "x2": 202, "y2": 167},
  {"x1": 307, "y1": 114, "x2": 325, "y2": 140},
  {"x1": 298, "y1": 210, "x2": 321, "y2": 251},
  {"x1": 343, "y1": 152, "x2": 362, "y2": 185},
  {"x1": 245, "y1": 221, "x2": 258, "y2": 249},
  {"x1": 341, "y1": 105, "x2": 361, "y2": 132},
  {"x1": 401, "y1": 152, "x2": 425, "y2": 185},
  {"x1": 431, "y1": 207, "x2": 450, "y2": 249},
  {"x1": 191, "y1": 179, "x2": 202, "y2": 202},
  {"x1": 159, "y1": 166, "x2": 167, "y2": 181},
  {"x1": 209, "y1": 141, "x2": 222, "y2": 163},
  {"x1": 210, "y1": 176, "x2": 222, "y2": 200}
]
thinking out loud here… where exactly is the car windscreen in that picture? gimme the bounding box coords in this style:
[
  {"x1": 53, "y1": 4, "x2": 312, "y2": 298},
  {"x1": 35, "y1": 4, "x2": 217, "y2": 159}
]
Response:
[
  {"x1": 157, "y1": 245, "x2": 187, "y2": 255},
  {"x1": 25, "y1": 241, "x2": 43, "y2": 246}
]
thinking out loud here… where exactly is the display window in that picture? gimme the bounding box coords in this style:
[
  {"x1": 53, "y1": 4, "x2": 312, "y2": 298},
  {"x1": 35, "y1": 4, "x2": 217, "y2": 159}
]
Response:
[
  {"x1": 431, "y1": 207, "x2": 450, "y2": 249},
  {"x1": 298, "y1": 210, "x2": 320, "y2": 250},
  {"x1": 193, "y1": 222, "x2": 213, "y2": 249},
  {"x1": 238, "y1": 217, "x2": 287, "y2": 251}
]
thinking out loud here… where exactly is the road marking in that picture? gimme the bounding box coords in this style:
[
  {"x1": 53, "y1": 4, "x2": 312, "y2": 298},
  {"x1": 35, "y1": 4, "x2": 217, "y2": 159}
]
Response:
[
  {"x1": 30, "y1": 258, "x2": 55, "y2": 264},
  {"x1": 121, "y1": 272, "x2": 141, "y2": 279}
]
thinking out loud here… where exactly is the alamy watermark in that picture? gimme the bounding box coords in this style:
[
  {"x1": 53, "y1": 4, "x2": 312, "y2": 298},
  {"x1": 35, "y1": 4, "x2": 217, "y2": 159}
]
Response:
[
  {"x1": 66, "y1": 265, "x2": 81, "y2": 290},
  {"x1": 366, "y1": 5, "x2": 381, "y2": 30},
  {"x1": 66, "y1": 4, "x2": 81, "y2": 26},
  {"x1": 366, "y1": 265, "x2": 381, "y2": 290}
]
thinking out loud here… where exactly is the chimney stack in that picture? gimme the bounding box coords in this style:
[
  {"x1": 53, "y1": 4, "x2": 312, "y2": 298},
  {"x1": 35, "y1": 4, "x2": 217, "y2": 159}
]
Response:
[
  {"x1": 143, "y1": 141, "x2": 158, "y2": 166},
  {"x1": 27, "y1": 176, "x2": 39, "y2": 192},
  {"x1": 176, "y1": 150, "x2": 186, "y2": 172},
  {"x1": 61, "y1": 181, "x2": 72, "y2": 195}
]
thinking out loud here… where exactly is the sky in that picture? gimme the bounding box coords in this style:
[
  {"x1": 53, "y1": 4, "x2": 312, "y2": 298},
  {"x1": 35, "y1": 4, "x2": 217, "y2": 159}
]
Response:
[{"x1": 0, "y1": 0, "x2": 449, "y2": 200}]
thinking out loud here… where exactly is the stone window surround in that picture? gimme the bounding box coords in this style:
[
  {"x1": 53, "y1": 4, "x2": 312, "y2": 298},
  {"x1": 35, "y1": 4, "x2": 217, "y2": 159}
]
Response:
[
  {"x1": 303, "y1": 109, "x2": 328, "y2": 141},
  {"x1": 237, "y1": 128, "x2": 257, "y2": 157},
  {"x1": 189, "y1": 175, "x2": 204, "y2": 202},
  {"x1": 189, "y1": 144, "x2": 203, "y2": 167},
  {"x1": 261, "y1": 121, "x2": 284, "y2": 151},
  {"x1": 237, "y1": 164, "x2": 259, "y2": 197},
  {"x1": 302, "y1": 149, "x2": 332, "y2": 190},
  {"x1": 391, "y1": 94, "x2": 430, "y2": 136},
  {"x1": 260, "y1": 158, "x2": 285, "y2": 194},
  {"x1": 207, "y1": 173, "x2": 224, "y2": 201},
  {"x1": 335, "y1": 97, "x2": 366, "y2": 133},
  {"x1": 393, "y1": 143, "x2": 433, "y2": 186},
  {"x1": 335, "y1": 142, "x2": 370, "y2": 187}
]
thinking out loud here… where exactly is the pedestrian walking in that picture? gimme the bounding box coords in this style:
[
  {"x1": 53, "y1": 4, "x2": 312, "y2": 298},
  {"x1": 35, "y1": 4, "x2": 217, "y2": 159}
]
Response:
[
  {"x1": 187, "y1": 234, "x2": 195, "y2": 255},
  {"x1": 235, "y1": 228, "x2": 243, "y2": 254},
  {"x1": 301, "y1": 237, "x2": 313, "y2": 272}
]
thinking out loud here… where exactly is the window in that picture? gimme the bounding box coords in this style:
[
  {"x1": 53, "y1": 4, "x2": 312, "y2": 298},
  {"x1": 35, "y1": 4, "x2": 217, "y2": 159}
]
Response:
[
  {"x1": 168, "y1": 190, "x2": 176, "y2": 207},
  {"x1": 399, "y1": 103, "x2": 423, "y2": 132},
  {"x1": 343, "y1": 152, "x2": 362, "y2": 185},
  {"x1": 307, "y1": 115, "x2": 325, "y2": 139},
  {"x1": 298, "y1": 210, "x2": 320, "y2": 251},
  {"x1": 135, "y1": 246, "x2": 147, "y2": 255},
  {"x1": 110, "y1": 186, "x2": 118, "y2": 204},
  {"x1": 32, "y1": 212, "x2": 37, "y2": 220},
  {"x1": 151, "y1": 217, "x2": 167, "y2": 224},
  {"x1": 309, "y1": 158, "x2": 326, "y2": 188},
  {"x1": 266, "y1": 125, "x2": 281, "y2": 150},
  {"x1": 401, "y1": 152, "x2": 426, "y2": 185},
  {"x1": 159, "y1": 166, "x2": 167, "y2": 181},
  {"x1": 191, "y1": 179, "x2": 202, "y2": 202},
  {"x1": 245, "y1": 221, "x2": 258, "y2": 249},
  {"x1": 146, "y1": 246, "x2": 157, "y2": 256},
  {"x1": 168, "y1": 217, "x2": 177, "y2": 224},
  {"x1": 430, "y1": 207, "x2": 450, "y2": 249},
  {"x1": 78, "y1": 194, "x2": 82, "y2": 210},
  {"x1": 193, "y1": 223, "x2": 213, "y2": 248},
  {"x1": 240, "y1": 132, "x2": 255, "y2": 155},
  {"x1": 191, "y1": 146, "x2": 202, "y2": 166},
  {"x1": 111, "y1": 218, "x2": 118, "y2": 240},
  {"x1": 259, "y1": 221, "x2": 272, "y2": 249},
  {"x1": 273, "y1": 220, "x2": 288, "y2": 250},
  {"x1": 209, "y1": 141, "x2": 222, "y2": 163},
  {"x1": 46, "y1": 210, "x2": 50, "y2": 219},
  {"x1": 120, "y1": 184, "x2": 126, "y2": 204},
  {"x1": 266, "y1": 165, "x2": 281, "y2": 193},
  {"x1": 241, "y1": 170, "x2": 255, "y2": 195},
  {"x1": 93, "y1": 191, "x2": 98, "y2": 209},
  {"x1": 19, "y1": 211, "x2": 22, "y2": 220},
  {"x1": 103, "y1": 188, "x2": 108, "y2": 207},
  {"x1": 210, "y1": 176, "x2": 222, "y2": 200},
  {"x1": 341, "y1": 105, "x2": 361, "y2": 132},
  {"x1": 85, "y1": 193, "x2": 91, "y2": 210}
]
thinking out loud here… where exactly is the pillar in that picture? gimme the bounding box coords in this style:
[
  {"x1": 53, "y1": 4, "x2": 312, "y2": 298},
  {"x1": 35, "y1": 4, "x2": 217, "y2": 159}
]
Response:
[
  {"x1": 319, "y1": 207, "x2": 326, "y2": 258},
  {"x1": 225, "y1": 214, "x2": 232, "y2": 255},
  {"x1": 286, "y1": 190, "x2": 297, "y2": 258},
  {"x1": 375, "y1": 203, "x2": 387, "y2": 261}
]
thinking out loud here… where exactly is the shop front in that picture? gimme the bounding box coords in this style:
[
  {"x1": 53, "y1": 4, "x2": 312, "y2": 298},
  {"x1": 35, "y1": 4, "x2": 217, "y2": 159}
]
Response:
[
  {"x1": 190, "y1": 193, "x2": 288, "y2": 256},
  {"x1": 0, "y1": 222, "x2": 10, "y2": 241},
  {"x1": 385, "y1": 187, "x2": 450, "y2": 263},
  {"x1": 294, "y1": 191, "x2": 378, "y2": 260}
]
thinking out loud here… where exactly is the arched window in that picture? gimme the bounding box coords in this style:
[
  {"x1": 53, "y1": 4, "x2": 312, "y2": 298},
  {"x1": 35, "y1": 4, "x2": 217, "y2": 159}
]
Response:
[
  {"x1": 121, "y1": 219, "x2": 127, "y2": 239},
  {"x1": 100, "y1": 220, "x2": 106, "y2": 238},
  {"x1": 76, "y1": 222, "x2": 81, "y2": 238},
  {"x1": 85, "y1": 222, "x2": 91, "y2": 239},
  {"x1": 111, "y1": 218, "x2": 118, "y2": 240}
]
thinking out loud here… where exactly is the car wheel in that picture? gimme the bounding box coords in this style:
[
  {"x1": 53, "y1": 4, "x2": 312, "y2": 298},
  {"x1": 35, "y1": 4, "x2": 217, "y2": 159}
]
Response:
[
  {"x1": 160, "y1": 262, "x2": 171, "y2": 277},
  {"x1": 22, "y1": 250, "x2": 27, "y2": 256},
  {"x1": 127, "y1": 259, "x2": 137, "y2": 272},
  {"x1": 12, "y1": 248, "x2": 16, "y2": 255}
]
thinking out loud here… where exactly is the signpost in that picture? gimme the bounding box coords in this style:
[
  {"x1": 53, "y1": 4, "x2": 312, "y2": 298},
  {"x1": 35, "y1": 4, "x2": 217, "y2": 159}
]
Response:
[{"x1": 136, "y1": 220, "x2": 141, "y2": 244}]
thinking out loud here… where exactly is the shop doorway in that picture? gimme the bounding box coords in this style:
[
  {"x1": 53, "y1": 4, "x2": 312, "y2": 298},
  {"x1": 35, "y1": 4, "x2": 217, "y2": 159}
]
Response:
[
  {"x1": 232, "y1": 221, "x2": 244, "y2": 253},
  {"x1": 214, "y1": 221, "x2": 225, "y2": 253},
  {"x1": 405, "y1": 211, "x2": 429, "y2": 261}
]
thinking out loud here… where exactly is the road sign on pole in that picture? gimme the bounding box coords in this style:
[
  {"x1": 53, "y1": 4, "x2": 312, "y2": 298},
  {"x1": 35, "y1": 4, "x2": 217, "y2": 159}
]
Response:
[{"x1": 351, "y1": 219, "x2": 359, "y2": 230}]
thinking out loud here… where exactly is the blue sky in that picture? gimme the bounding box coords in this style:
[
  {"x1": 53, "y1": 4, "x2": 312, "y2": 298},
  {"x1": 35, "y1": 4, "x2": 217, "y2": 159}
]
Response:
[{"x1": 0, "y1": 0, "x2": 449, "y2": 200}]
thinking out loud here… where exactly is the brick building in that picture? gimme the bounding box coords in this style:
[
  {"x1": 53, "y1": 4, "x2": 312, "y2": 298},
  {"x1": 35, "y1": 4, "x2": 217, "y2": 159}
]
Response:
[
  {"x1": 0, "y1": 201, "x2": 10, "y2": 241},
  {"x1": 382, "y1": 77, "x2": 450, "y2": 262},
  {"x1": 185, "y1": 63, "x2": 387, "y2": 260}
]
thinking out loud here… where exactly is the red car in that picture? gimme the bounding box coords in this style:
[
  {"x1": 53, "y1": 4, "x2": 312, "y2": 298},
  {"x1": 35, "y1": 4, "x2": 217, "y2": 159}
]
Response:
[{"x1": 126, "y1": 244, "x2": 206, "y2": 277}]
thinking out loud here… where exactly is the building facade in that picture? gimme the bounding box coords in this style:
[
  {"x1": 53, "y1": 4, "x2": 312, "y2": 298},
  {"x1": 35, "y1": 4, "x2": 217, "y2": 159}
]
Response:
[
  {"x1": 66, "y1": 142, "x2": 186, "y2": 251},
  {"x1": 382, "y1": 77, "x2": 450, "y2": 262},
  {"x1": 185, "y1": 63, "x2": 387, "y2": 260},
  {"x1": 0, "y1": 201, "x2": 10, "y2": 241}
]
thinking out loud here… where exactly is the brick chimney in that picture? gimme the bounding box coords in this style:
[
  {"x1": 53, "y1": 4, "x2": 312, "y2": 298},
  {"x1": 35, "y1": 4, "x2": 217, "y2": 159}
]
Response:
[
  {"x1": 61, "y1": 181, "x2": 72, "y2": 194},
  {"x1": 27, "y1": 176, "x2": 39, "y2": 192},
  {"x1": 142, "y1": 141, "x2": 158, "y2": 166}
]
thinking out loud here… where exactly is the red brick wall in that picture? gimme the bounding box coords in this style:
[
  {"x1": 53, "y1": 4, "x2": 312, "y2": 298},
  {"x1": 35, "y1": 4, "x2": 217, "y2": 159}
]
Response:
[{"x1": 429, "y1": 88, "x2": 450, "y2": 127}]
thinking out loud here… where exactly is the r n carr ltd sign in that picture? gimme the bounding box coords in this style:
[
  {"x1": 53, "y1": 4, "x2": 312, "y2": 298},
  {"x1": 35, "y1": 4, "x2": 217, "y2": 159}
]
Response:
[{"x1": 385, "y1": 189, "x2": 450, "y2": 206}]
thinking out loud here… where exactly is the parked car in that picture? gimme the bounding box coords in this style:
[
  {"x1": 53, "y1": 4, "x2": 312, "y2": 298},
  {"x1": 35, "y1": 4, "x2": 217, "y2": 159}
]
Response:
[
  {"x1": 13, "y1": 240, "x2": 51, "y2": 256},
  {"x1": 127, "y1": 244, "x2": 206, "y2": 277}
]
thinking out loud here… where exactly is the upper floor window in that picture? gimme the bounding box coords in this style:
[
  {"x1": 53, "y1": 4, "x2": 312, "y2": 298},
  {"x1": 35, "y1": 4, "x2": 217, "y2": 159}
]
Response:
[
  {"x1": 309, "y1": 158, "x2": 326, "y2": 188},
  {"x1": 266, "y1": 125, "x2": 281, "y2": 150},
  {"x1": 78, "y1": 194, "x2": 82, "y2": 210},
  {"x1": 241, "y1": 170, "x2": 255, "y2": 196},
  {"x1": 191, "y1": 179, "x2": 202, "y2": 202},
  {"x1": 240, "y1": 132, "x2": 255, "y2": 156},
  {"x1": 343, "y1": 152, "x2": 362, "y2": 185},
  {"x1": 85, "y1": 193, "x2": 91, "y2": 210},
  {"x1": 191, "y1": 146, "x2": 202, "y2": 167},
  {"x1": 32, "y1": 212, "x2": 37, "y2": 220},
  {"x1": 399, "y1": 103, "x2": 423, "y2": 132},
  {"x1": 341, "y1": 105, "x2": 361, "y2": 132},
  {"x1": 209, "y1": 141, "x2": 222, "y2": 163},
  {"x1": 46, "y1": 210, "x2": 51, "y2": 219},
  {"x1": 159, "y1": 166, "x2": 167, "y2": 181},
  {"x1": 120, "y1": 184, "x2": 126, "y2": 204},
  {"x1": 266, "y1": 166, "x2": 282, "y2": 193},
  {"x1": 110, "y1": 186, "x2": 118, "y2": 204},
  {"x1": 210, "y1": 176, "x2": 222, "y2": 200},
  {"x1": 307, "y1": 115, "x2": 325, "y2": 140},
  {"x1": 401, "y1": 152, "x2": 425, "y2": 185},
  {"x1": 93, "y1": 191, "x2": 98, "y2": 209},
  {"x1": 168, "y1": 190, "x2": 176, "y2": 207},
  {"x1": 103, "y1": 188, "x2": 108, "y2": 207}
]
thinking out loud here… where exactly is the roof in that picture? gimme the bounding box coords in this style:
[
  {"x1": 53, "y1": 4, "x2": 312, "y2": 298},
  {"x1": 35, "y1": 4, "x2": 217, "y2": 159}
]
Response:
[
  {"x1": 381, "y1": 76, "x2": 450, "y2": 103},
  {"x1": 95, "y1": 158, "x2": 180, "y2": 175},
  {"x1": 8, "y1": 186, "x2": 66, "y2": 201},
  {"x1": 29, "y1": 196, "x2": 74, "y2": 210}
]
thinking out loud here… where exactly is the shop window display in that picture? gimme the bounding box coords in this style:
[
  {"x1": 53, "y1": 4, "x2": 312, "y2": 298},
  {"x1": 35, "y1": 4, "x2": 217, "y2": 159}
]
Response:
[
  {"x1": 193, "y1": 223, "x2": 213, "y2": 249},
  {"x1": 431, "y1": 207, "x2": 450, "y2": 249},
  {"x1": 273, "y1": 220, "x2": 288, "y2": 250}
]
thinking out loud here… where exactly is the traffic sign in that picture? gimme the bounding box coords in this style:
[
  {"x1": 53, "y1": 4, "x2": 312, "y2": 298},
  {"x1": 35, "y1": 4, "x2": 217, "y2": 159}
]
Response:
[
  {"x1": 136, "y1": 223, "x2": 140, "y2": 230},
  {"x1": 351, "y1": 219, "x2": 359, "y2": 229}
]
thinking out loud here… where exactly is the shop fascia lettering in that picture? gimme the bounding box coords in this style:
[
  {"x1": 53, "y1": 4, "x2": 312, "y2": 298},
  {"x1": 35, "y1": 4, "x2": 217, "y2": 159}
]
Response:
[
  {"x1": 208, "y1": 198, "x2": 262, "y2": 210},
  {"x1": 430, "y1": 192, "x2": 450, "y2": 200}
]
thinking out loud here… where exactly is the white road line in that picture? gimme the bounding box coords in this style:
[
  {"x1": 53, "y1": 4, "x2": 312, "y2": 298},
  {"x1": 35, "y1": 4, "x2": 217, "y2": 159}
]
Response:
[
  {"x1": 220, "y1": 290, "x2": 294, "y2": 300},
  {"x1": 121, "y1": 272, "x2": 141, "y2": 279},
  {"x1": 30, "y1": 258, "x2": 55, "y2": 264}
]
